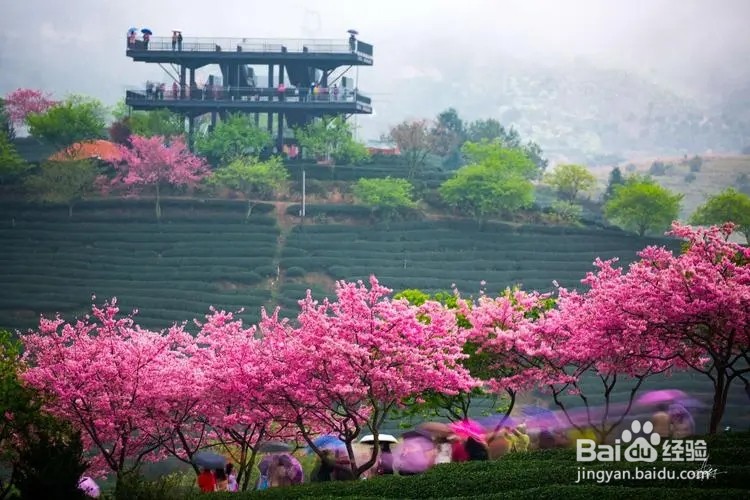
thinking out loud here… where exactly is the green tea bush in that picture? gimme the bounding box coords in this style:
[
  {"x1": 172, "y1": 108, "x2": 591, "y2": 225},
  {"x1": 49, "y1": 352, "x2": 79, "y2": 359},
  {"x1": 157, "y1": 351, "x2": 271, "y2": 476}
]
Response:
[{"x1": 285, "y1": 266, "x2": 306, "y2": 278}]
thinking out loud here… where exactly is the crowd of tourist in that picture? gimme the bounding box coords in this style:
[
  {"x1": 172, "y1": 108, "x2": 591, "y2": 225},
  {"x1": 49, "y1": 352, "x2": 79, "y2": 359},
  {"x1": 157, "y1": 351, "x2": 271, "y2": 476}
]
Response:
[{"x1": 139, "y1": 80, "x2": 356, "y2": 103}]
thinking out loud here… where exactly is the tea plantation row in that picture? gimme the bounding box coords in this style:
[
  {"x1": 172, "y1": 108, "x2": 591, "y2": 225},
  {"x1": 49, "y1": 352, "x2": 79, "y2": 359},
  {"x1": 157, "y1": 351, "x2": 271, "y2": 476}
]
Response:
[
  {"x1": 230, "y1": 433, "x2": 750, "y2": 499},
  {"x1": 0, "y1": 200, "x2": 280, "y2": 331}
]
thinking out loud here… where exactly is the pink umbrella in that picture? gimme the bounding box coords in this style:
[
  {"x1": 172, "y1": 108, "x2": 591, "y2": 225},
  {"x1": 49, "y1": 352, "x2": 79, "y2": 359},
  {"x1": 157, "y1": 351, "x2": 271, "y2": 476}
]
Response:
[
  {"x1": 636, "y1": 389, "x2": 690, "y2": 406},
  {"x1": 393, "y1": 434, "x2": 435, "y2": 474},
  {"x1": 449, "y1": 419, "x2": 487, "y2": 443}
]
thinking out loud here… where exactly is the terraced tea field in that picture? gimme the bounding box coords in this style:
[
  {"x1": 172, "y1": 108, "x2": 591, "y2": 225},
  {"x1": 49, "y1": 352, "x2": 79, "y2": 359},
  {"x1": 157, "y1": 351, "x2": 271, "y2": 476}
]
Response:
[
  {"x1": 0, "y1": 200, "x2": 278, "y2": 331},
  {"x1": 280, "y1": 218, "x2": 674, "y2": 295},
  {"x1": 1, "y1": 199, "x2": 746, "y2": 432}
]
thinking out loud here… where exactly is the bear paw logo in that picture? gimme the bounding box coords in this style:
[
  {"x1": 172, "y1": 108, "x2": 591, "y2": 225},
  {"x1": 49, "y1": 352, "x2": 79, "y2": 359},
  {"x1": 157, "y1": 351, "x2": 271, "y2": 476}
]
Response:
[{"x1": 621, "y1": 420, "x2": 660, "y2": 463}]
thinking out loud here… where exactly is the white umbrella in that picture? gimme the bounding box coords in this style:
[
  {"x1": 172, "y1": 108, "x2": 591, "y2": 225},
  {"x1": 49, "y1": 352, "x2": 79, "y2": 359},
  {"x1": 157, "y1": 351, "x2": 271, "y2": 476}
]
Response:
[
  {"x1": 359, "y1": 433, "x2": 397, "y2": 444},
  {"x1": 78, "y1": 476, "x2": 100, "y2": 498}
]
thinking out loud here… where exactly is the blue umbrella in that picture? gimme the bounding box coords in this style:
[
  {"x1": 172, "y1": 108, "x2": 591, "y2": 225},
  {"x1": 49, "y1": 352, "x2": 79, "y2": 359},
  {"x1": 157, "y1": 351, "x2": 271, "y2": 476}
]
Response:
[
  {"x1": 305, "y1": 435, "x2": 345, "y2": 454},
  {"x1": 193, "y1": 451, "x2": 226, "y2": 469},
  {"x1": 141, "y1": 28, "x2": 153, "y2": 35},
  {"x1": 521, "y1": 405, "x2": 554, "y2": 417}
]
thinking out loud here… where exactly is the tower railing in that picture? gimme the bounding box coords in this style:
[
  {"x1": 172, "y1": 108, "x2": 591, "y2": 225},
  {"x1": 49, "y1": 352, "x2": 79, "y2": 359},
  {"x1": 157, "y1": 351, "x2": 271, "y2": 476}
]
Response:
[
  {"x1": 126, "y1": 36, "x2": 372, "y2": 55},
  {"x1": 125, "y1": 85, "x2": 370, "y2": 104}
]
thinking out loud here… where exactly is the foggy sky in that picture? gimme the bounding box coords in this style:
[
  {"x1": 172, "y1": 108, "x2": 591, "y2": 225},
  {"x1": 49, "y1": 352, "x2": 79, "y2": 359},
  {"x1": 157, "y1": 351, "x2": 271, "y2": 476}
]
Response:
[{"x1": 1, "y1": 0, "x2": 748, "y2": 141}]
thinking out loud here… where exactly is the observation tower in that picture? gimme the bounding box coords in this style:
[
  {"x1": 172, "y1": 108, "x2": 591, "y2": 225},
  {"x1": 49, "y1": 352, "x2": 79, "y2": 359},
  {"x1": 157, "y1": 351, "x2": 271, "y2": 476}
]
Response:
[{"x1": 124, "y1": 32, "x2": 373, "y2": 149}]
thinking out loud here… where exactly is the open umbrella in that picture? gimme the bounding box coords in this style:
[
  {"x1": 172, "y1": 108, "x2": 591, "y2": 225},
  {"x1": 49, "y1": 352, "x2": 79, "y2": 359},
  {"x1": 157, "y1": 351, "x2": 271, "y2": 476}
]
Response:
[
  {"x1": 141, "y1": 28, "x2": 153, "y2": 35},
  {"x1": 128, "y1": 27, "x2": 138, "y2": 34},
  {"x1": 520, "y1": 406, "x2": 562, "y2": 430},
  {"x1": 257, "y1": 453, "x2": 304, "y2": 483},
  {"x1": 449, "y1": 419, "x2": 486, "y2": 443},
  {"x1": 347, "y1": 29, "x2": 359, "y2": 35},
  {"x1": 78, "y1": 476, "x2": 100, "y2": 498},
  {"x1": 193, "y1": 451, "x2": 226, "y2": 469},
  {"x1": 418, "y1": 421, "x2": 453, "y2": 437},
  {"x1": 359, "y1": 434, "x2": 398, "y2": 444},
  {"x1": 476, "y1": 414, "x2": 518, "y2": 432},
  {"x1": 393, "y1": 433, "x2": 435, "y2": 474},
  {"x1": 636, "y1": 389, "x2": 691, "y2": 406},
  {"x1": 257, "y1": 441, "x2": 293, "y2": 453},
  {"x1": 305, "y1": 435, "x2": 345, "y2": 454}
]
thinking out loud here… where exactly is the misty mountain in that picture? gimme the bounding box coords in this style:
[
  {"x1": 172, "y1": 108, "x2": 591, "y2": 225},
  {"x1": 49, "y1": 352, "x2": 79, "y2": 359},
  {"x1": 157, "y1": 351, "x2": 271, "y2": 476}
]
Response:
[{"x1": 371, "y1": 53, "x2": 749, "y2": 163}]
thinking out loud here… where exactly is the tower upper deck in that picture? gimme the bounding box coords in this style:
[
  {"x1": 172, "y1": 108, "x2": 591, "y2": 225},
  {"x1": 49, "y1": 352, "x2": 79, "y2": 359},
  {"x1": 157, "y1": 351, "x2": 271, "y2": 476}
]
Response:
[{"x1": 127, "y1": 36, "x2": 373, "y2": 69}]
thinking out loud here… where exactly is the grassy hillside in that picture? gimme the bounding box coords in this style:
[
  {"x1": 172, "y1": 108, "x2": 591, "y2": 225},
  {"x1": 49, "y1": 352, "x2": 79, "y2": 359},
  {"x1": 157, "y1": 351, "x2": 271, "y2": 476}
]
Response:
[{"x1": 591, "y1": 154, "x2": 750, "y2": 219}]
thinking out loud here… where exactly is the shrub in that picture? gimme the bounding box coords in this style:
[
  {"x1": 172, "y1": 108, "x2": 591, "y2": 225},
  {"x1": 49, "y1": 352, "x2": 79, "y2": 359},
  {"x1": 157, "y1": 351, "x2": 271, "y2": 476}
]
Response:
[
  {"x1": 113, "y1": 471, "x2": 199, "y2": 500},
  {"x1": 549, "y1": 200, "x2": 583, "y2": 225},
  {"x1": 13, "y1": 424, "x2": 89, "y2": 500},
  {"x1": 285, "y1": 266, "x2": 306, "y2": 278},
  {"x1": 648, "y1": 161, "x2": 670, "y2": 176},
  {"x1": 684, "y1": 172, "x2": 697, "y2": 183},
  {"x1": 255, "y1": 264, "x2": 278, "y2": 278}
]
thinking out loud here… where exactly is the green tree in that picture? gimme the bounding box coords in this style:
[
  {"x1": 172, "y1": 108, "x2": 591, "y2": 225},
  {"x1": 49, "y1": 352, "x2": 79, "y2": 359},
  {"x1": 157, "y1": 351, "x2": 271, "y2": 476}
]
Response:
[
  {"x1": 461, "y1": 141, "x2": 539, "y2": 179},
  {"x1": 24, "y1": 160, "x2": 98, "y2": 217},
  {"x1": 604, "y1": 176, "x2": 683, "y2": 236},
  {"x1": 0, "y1": 98, "x2": 14, "y2": 140},
  {"x1": 465, "y1": 121, "x2": 548, "y2": 174},
  {"x1": 687, "y1": 155, "x2": 703, "y2": 173},
  {"x1": 125, "y1": 109, "x2": 184, "y2": 139},
  {"x1": 195, "y1": 113, "x2": 271, "y2": 167},
  {"x1": 294, "y1": 116, "x2": 368, "y2": 165},
  {"x1": 603, "y1": 166, "x2": 624, "y2": 201},
  {"x1": 210, "y1": 156, "x2": 289, "y2": 220},
  {"x1": 442, "y1": 142, "x2": 536, "y2": 226},
  {"x1": 429, "y1": 108, "x2": 466, "y2": 167},
  {"x1": 0, "y1": 331, "x2": 87, "y2": 500},
  {"x1": 26, "y1": 95, "x2": 107, "y2": 148},
  {"x1": 690, "y1": 188, "x2": 750, "y2": 243},
  {"x1": 440, "y1": 166, "x2": 534, "y2": 227},
  {"x1": 544, "y1": 163, "x2": 597, "y2": 201},
  {"x1": 0, "y1": 133, "x2": 30, "y2": 185},
  {"x1": 353, "y1": 177, "x2": 417, "y2": 221},
  {"x1": 466, "y1": 118, "x2": 505, "y2": 143},
  {"x1": 13, "y1": 423, "x2": 88, "y2": 500}
]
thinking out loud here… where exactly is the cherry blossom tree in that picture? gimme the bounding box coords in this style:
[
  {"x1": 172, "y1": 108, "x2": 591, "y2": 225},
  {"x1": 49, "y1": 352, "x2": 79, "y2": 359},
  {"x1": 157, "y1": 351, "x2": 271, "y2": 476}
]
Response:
[
  {"x1": 4, "y1": 89, "x2": 56, "y2": 126},
  {"x1": 110, "y1": 135, "x2": 210, "y2": 220},
  {"x1": 465, "y1": 281, "x2": 677, "y2": 442},
  {"x1": 530, "y1": 283, "x2": 676, "y2": 442},
  {"x1": 260, "y1": 277, "x2": 478, "y2": 478},
  {"x1": 20, "y1": 300, "x2": 193, "y2": 485},
  {"x1": 196, "y1": 309, "x2": 294, "y2": 491},
  {"x1": 461, "y1": 289, "x2": 556, "y2": 431},
  {"x1": 138, "y1": 329, "x2": 211, "y2": 476},
  {"x1": 586, "y1": 223, "x2": 750, "y2": 433}
]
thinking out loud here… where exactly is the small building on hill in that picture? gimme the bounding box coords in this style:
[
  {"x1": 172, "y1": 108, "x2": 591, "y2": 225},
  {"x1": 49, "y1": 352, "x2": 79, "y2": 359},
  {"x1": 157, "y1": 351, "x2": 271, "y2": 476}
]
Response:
[{"x1": 365, "y1": 139, "x2": 399, "y2": 156}]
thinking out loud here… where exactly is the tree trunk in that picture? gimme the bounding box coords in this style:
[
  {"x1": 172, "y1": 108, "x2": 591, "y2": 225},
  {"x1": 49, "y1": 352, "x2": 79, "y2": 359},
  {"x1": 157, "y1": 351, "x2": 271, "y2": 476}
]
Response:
[
  {"x1": 155, "y1": 184, "x2": 162, "y2": 221},
  {"x1": 709, "y1": 370, "x2": 730, "y2": 434}
]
